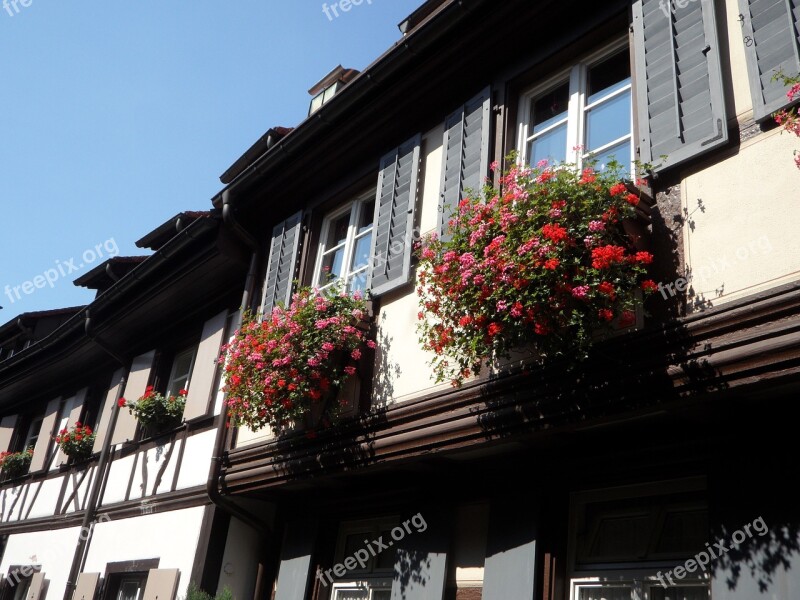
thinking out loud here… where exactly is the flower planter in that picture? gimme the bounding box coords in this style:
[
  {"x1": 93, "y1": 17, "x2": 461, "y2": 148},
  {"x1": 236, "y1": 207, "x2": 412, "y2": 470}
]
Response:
[
  {"x1": 221, "y1": 286, "x2": 375, "y2": 434},
  {"x1": 120, "y1": 387, "x2": 186, "y2": 435},
  {"x1": 55, "y1": 422, "x2": 96, "y2": 462},
  {"x1": 417, "y1": 157, "x2": 657, "y2": 386},
  {"x1": 0, "y1": 448, "x2": 33, "y2": 479}
]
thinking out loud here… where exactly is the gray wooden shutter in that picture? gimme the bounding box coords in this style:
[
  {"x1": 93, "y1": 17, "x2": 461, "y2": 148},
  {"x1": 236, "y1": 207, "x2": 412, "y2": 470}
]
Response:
[
  {"x1": 141, "y1": 569, "x2": 180, "y2": 600},
  {"x1": 274, "y1": 521, "x2": 316, "y2": 600},
  {"x1": 25, "y1": 572, "x2": 47, "y2": 600},
  {"x1": 71, "y1": 573, "x2": 100, "y2": 600},
  {"x1": 739, "y1": 0, "x2": 800, "y2": 121},
  {"x1": 369, "y1": 134, "x2": 422, "y2": 296},
  {"x1": 390, "y1": 515, "x2": 448, "y2": 600},
  {"x1": 111, "y1": 351, "x2": 156, "y2": 445},
  {"x1": 92, "y1": 369, "x2": 125, "y2": 454},
  {"x1": 29, "y1": 397, "x2": 61, "y2": 472},
  {"x1": 0, "y1": 415, "x2": 18, "y2": 452},
  {"x1": 183, "y1": 310, "x2": 229, "y2": 421},
  {"x1": 632, "y1": 0, "x2": 728, "y2": 171},
  {"x1": 262, "y1": 212, "x2": 303, "y2": 313},
  {"x1": 439, "y1": 87, "x2": 492, "y2": 242}
]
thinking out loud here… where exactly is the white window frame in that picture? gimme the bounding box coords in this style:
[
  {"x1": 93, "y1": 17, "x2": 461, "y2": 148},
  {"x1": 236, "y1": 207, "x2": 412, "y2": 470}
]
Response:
[
  {"x1": 330, "y1": 579, "x2": 391, "y2": 600},
  {"x1": 570, "y1": 574, "x2": 710, "y2": 600},
  {"x1": 334, "y1": 517, "x2": 399, "y2": 578},
  {"x1": 165, "y1": 346, "x2": 197, "y2": 397},
  {"x1": 23, "y1": 415, "x2": 44, "y2": 451},
  {"x1": 312, "y1": 192, "x2": 375, "y2": 294},
  {"x1": 518, "y1": 38, "x2": 633, "y2": 173}
]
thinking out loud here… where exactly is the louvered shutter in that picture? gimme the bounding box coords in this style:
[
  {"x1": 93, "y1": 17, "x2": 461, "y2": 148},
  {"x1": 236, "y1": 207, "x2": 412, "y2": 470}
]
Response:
[
  {"x1": 141, "y1": 569, "x2": 180, "y2": 600},
  {"x1": 262, "y1": 212, "x2": 303, "y2": 312},
  {"x1": 92, "y1": 369, "x2": 125, "y2": 454},
  {"x1": 111, "y1": 351, "x2": 156, "y2": 445},
  {"x1": 71, "y1": 573, "x2": 100, "y2": 600},
  {"x1": 439, "y1": 87, "x2": 492, "y2": 242},
  {"x1": 739, "y1": 0, "x2": 800, "y2": 121},
  {"x1": 369, "y1": 134, "x2": 422, "y2": 296},
  {"x1": 183, "y1": 310, "x2": 229, "y2": 421},
  {"x1": 0, "y1": 415, "x2": 18, "y2": 452},
  {"x1": 633, "y1": 0, "x2": 728, "y2": 171}
]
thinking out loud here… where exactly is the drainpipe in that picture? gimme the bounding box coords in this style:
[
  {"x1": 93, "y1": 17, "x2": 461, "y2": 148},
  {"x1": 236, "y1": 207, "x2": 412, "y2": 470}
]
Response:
[
  {"x1": 206, "y1": 189, "x2": 272, "y2": 532},
  {"x1": 63, "y1": 312, "x2": 130, "y2": 600}
]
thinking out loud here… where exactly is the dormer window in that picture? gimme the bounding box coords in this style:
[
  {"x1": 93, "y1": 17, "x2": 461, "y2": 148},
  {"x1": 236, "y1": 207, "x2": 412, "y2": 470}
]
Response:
[{"x1": 308, "y1": 65, "x2": 359, "y2": 116}]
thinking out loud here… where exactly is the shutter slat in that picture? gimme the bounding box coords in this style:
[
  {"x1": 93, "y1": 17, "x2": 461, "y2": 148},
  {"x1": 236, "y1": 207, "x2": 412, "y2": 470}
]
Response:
[
  {"x1": 739, "y1": 0, "x2": 800, "y2": 120},
  {"x1": 438, "y1": 87, "x2": 491, "y2": 241},
  {"x1": 633, "y1": 0, "x2": 728, "y2": 170},
  {"x1": 262, "y1": 212, "x2": 302, "y2": 312},
  {"x1": 368, "y1": 134, "x2": 421, "y2": 296}
]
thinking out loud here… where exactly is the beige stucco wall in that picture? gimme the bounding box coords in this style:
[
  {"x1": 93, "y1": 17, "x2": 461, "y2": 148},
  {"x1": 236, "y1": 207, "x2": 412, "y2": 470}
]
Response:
[{"x1": 680, "y1": 1, "x2": 800, "y2": 311}]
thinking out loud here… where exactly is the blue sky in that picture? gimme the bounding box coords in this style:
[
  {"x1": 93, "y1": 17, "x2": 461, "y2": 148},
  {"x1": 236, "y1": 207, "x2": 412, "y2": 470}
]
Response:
[{"x1": 0, "y1": 0, "x2": 422, "y2": 321}]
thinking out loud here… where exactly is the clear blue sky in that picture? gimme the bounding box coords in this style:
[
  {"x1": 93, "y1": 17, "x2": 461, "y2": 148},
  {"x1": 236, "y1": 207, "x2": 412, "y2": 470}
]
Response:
[{"x1": 0, "y1": 0, "x2": 422, "y2": 321}]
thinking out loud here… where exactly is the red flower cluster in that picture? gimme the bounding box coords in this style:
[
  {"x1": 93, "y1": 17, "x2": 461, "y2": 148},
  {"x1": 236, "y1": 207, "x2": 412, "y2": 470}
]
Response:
[
  {"x1": 774, "y1": 73, "x2": 800, "y2": 169},
  {"x1": 220, "y1": 287, "x2": 374, "y2": 433},
  {"x1": 417, "y1": 156, "x2": 655, "y2": 385},
  {"x1": 55, "y1": 422, "x2": 96, "y2": 460}
]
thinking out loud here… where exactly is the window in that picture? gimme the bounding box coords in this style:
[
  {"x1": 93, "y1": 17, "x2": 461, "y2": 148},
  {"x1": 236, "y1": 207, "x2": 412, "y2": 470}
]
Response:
[
  {"x1": 165, "y1": 347, "x2": 196, "y2": 397},
  {"x1": 569, "y1": 480, "x2": 710, "y2": 600},
  {"x1": 19, "y1": 414, "x2": 43, "y2": 452},
  {"x1": 310, "y1": 82, "x2": 341, "y2": 115},
  {"x1": 313, "y1": 195, "x2": 375, "y2": 295},
  {"x1": 519, "y1": 42, "x2": 633, "y2": 173},
  {"x1": 328, "y1": 518, "x2": 397, "y2": 599},
  {"x1": 115, "y1": 576, "x2": 146, "y2": 600}
]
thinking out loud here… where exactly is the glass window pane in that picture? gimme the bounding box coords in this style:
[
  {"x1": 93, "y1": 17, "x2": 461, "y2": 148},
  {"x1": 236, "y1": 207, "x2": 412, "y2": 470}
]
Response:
[
  {"x1": 321, "y1": 247, "x2": 346, "y2": 286},
  {"x1": 348, "y1": 271, "x2": 369, "y2": 295},
  {"x1": 358, "y1": 201, "x2": 375, "y2": 234},
  {"x1": 578, "y1": 585, "x2": 633, "y2": 600},
  {"x1": 326, "y1": 213, "x2": 351, "y2": 249},
  {"x1": 333, "y1": 588, "x2": 369, "y2": 600},
  {"x1": 371, "y1": 591, "x2": 391, "y2": 600},
  {"x1": 375, "y1": 530, "x2": 397, "y2": 570},
  {"x1": 585, "y1": 90, "x2": 631, "y2": 152},
  {"x1": 351, "y1": 234, "x2": 373, "y2": 272},
  {"x1": 117, "y1": 580, "x2": 143, "y2": 600},
  {"x1": 588, "y1": 51, "x2": 631, "y2": 104},
  {"x1": 649, "y1": 585, "x2": 709, "y2": 600},
  {"x1": 586, "y1": 139, "x2": 631, "y2": 174},
  {"x1": 531, "y1": 82, "x2": 570, "y2": 133},
  {"x1": 529, "y1": 124, "x2": 568, "y2": 165}
]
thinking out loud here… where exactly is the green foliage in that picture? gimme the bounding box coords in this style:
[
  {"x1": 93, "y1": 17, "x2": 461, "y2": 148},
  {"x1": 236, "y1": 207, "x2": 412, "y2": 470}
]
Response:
[{"x1": 182, "y1": 583, "x2": 234, "y2": 600}]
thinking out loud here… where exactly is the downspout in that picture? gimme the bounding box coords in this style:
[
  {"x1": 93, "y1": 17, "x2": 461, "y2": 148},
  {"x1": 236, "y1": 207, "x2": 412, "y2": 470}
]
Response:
[
  {"x1": 63, "y1": 312, "x2": 130, "y2": 600},
  {"x1": 206, "y1": 189, "x2": 272, "y2": 532}
]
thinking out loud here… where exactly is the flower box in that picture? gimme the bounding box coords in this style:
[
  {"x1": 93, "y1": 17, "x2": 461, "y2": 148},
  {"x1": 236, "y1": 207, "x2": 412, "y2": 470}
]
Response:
[
  {"x1": 55, "y1": 422, "x2": 96, "y2": 461},
  {"x1": 0, "y1": 447, "x2": 33, "y2": 479},
  {"x1": 120, "y1": 387, "x2": 186, "y2": 435}
]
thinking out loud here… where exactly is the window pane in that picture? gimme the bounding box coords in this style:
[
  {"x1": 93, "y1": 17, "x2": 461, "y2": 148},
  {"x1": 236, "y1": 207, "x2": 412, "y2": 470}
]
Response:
[
  {"x1": 588, "y1": 51, "x2": 631, "y2": 105},
  {"x1": 333, "y1": 589, "x2": 369, "y2": 600},
  {"x1": 585, "y1": 90, "x2": 631, "y2": 152},
  {"x1": 351, "y1": 233, "x2": 373, "y2": 272},
  {"x1": 649, "y1": 585, "x2": 709, "y2": 600},
  {"x1": 321, "y1": 247, "x2": 346, "y2": 285},
  {"x1": 117, "y1": 580, "x2": 143, "y2": 600},
  {"x1": 531, "y1": 82, "x2": 570, "y2": 133},
  {"x1": 326, "y1": 213, "x2": 351, "y2": 249},
  {"x1": 348, "y1": 271, "x2": 369, "y2": 295},
  {"x1": 375, "y1": 530, "x2": 397, "y2": 570},
  {"x1": 578, "y1": 585, "x2": 633, "y2": 600},
  {"x1": 655, "y1": 510, "x2": 709, "y2": 555},
  {"x1": 371, "y1": 591, "x2": 391, "y2": 600},
  {"x1": 529, "y1": 124, "x2": 568, "y2": 165},
  {"x1": 358, "y1": 201, "x2": 375, "y2": 234},
  {"x1": 586, "y1": 139, "x2": 631, "y2": 174}
]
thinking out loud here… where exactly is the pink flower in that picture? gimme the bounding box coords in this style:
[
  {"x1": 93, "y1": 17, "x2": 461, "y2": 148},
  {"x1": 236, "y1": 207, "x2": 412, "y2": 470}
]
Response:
[
  {"x1": 366, "y1": 340, "x2": 376, "y2": 349},
  {"x1": 344, "y1": 366, "x2": 357, "y2": 376},
  {"x1": 496, "y1": 300, "x2": 509, "y2": 312},
  {"x1": 351, "y1": 349, "x2": 362, "y2": 360},
  {"x1": 571, "y1": 285, "x2": 590, "y2": 299},
  {"x1": 322, "y1": 342, "x2": 335, "y2": 352},
  {"x1": 588, "y1": 220, "x2": 605, "y2": 232}
]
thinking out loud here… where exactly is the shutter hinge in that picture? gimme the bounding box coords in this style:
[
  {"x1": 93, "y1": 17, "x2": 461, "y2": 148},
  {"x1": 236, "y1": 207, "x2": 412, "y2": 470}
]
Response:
[
  {"x1": 702, "y1": 45, "x2": 711, "y2": 55},
  {"x1": 492, "y1": 105, "x2": 502, "y2": 115}
]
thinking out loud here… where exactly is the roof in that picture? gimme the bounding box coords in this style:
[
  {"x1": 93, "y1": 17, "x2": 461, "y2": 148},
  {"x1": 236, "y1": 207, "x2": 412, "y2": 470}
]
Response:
[
  {"x1": 0, "y1": 306, "x2": 86, "y2": 342},
  {"x1": 73, "y1": 256, "x2": 149, "y2": 291},
  {"x1": 219, "y1": 127, "x2": 293, "y2": 185},
  {"x1": 135, "y1": 211, "x2": 213, "y2": 251}
]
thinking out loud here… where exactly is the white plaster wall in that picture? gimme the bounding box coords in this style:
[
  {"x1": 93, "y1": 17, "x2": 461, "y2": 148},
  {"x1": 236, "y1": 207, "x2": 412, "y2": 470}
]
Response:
[
  {"x1": 83, "y1": 506, "x2": 206, "y2": 600},
  {"x1": 373, "y1": 122, "x2": 452, "y2": 405},
  {"x1": 26, "y1": 477, "x2": 63, "y2": 519},
  {"x1": 216, "y1": 517, "x2": 261, "y2": 600},
  {"x1": 175, "y1": 429, "x2": 216, "y2": 490},
  {"x1": 100, "y1": 454, "x2": 136, "y2": 506},
  {"x1": 683, "y1": 128, "x2": 800, "y2": 309},
  {"x1": 0, "y1": 526, "x2": 82, "y2": 600},
  {"x1": 129, "y1": 439, "x2": 183, "y2": 500}
]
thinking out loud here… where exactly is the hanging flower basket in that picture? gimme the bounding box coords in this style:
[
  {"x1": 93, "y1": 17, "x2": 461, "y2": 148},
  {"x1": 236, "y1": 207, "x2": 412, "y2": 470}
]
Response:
[
  {"x1": 0, "y1": 447, "x2": 33, "y2": 478},
  {"x1": 416, "y1": 156, "x2": 657, "y2": 386},
  {"x1": 55, "y1": 422, "x2": 96, "y2": 461},
  {"x1": 119, "y1": 387, "x2": 186, "y2": 433},
  {"x1": 220, "y1": 286, "x2": 375, "y2": 435}
]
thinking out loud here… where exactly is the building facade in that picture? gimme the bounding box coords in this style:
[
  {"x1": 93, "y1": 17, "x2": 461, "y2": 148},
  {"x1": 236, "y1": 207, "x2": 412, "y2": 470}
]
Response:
[{"x1": 2, "y1": 1, "x2": 800, "y2": 600}]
